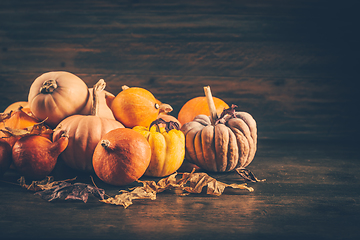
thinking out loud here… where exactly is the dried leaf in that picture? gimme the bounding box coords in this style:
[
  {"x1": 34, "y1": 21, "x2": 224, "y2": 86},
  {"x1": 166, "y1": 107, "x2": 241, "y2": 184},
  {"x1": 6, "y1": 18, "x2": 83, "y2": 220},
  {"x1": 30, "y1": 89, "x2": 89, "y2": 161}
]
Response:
[
  {"x1": 235, "y1": 168, "x2": 266, "y2": 183},
  {"x1": 35, "y1": 182, "x2": 105, "y2": 203},
  {"x1": 18, "y1": 176, "x2": 77, "y2": 192},
  {"x1": 102, "y1": 169, "x2": 254, "y2": 208},
  {"x1": 101, "y1": 187, "x2": 157, "y2": 208},
  {"x1": 0, "y1": 119, "x2": 53, "y2": 138},
  {"x1": 0, "y1": 112, "x2": 12, "y2": 122}
]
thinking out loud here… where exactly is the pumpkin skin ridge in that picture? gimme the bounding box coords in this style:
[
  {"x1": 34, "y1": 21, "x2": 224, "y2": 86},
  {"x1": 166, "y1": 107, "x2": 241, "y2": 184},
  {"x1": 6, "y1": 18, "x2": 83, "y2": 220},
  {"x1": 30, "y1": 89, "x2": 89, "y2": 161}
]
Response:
[
  {"x1": 160, "y1": 129, "x2": 185, "y2": 177},
  {"x1": 225, "y1": 126, "x2": 239, "y2": 172},
  {"x1": 133, "y1": 125, "x2": 185, "y2": 177},
  {"x1": 201, "y1": 125, "x2": 217, "y2": 171}
]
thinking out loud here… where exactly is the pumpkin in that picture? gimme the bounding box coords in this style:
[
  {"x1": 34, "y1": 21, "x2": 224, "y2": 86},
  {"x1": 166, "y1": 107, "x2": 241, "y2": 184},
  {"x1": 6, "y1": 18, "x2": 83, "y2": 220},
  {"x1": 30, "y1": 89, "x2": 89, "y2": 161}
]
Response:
[
  {"x1": 180, "y1": 86, "x2": 257, "y2": 172},
  {"x1": 3, "y1": 101, "x2": 29, "y2": 114},
  {"x1": 78, "y1": 83, "x2": 116, "y2": 120},
  {"x1": 93, "y1": 128, "x2": 151, "y2": 186},
  {"x1": 28, "y1": 71, "x2": 90, "y2": 128},
  {"x1": 12, "y1": 134, "x2": 68, "y2": 179},
  {"x1": 0, "y1": 107, "x2": 52, "y2": 147},
  {"x1": 178, "y1": 96, "x2": 229, "y2": 126},
  {"x1": 0, "y1": 139, "x2": 12, "y2": 178},
  {"x1": 110, "y1": 85, "x2": 171, "y2": 128},
  {"x1": 53, "y1": 79, "x2": 124, "y2": 172},
  {"x1": 133, "y1": 119, "x2": 185, "y2": 177}
]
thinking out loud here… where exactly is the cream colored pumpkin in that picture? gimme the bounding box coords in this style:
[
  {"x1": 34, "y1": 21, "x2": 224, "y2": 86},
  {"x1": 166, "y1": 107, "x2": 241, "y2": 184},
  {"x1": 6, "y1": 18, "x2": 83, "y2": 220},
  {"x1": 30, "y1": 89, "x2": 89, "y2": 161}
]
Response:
[{"x1": 28, "y1": 71, "x2": 89, "y2": 128}]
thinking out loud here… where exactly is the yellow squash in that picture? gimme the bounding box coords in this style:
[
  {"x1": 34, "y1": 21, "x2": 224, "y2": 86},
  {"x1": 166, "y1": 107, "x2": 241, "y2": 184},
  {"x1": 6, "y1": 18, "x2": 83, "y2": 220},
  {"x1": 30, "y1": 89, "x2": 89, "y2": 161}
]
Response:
[{"x1": 133, "y1": 120, "x2": 185, "y2": 177}]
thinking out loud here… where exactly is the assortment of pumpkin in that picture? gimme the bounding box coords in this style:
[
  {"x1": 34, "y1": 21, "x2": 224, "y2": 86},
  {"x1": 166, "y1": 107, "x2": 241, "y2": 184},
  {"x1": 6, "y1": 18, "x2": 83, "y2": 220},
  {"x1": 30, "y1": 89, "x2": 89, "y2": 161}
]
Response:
[{"x1": 1, "y1": 71, "x2": 258, "y2": 186}]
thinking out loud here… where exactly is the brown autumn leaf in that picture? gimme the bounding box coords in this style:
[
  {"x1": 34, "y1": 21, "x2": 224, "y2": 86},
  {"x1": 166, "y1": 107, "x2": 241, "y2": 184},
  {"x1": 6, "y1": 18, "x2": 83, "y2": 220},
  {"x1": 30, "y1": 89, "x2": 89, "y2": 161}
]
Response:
[
  {"x1": 101, "y1": 169, "x2": 254, "y2": 208},
  {"x1": 18, "y1": 176, "x2": 77, "y2": 192},
  {"x1": 0, "y1": 112, "x2": 12, "y2": 122},
  {"x1": 0, "y1": 119, "x2": 53, "y2": 138}
]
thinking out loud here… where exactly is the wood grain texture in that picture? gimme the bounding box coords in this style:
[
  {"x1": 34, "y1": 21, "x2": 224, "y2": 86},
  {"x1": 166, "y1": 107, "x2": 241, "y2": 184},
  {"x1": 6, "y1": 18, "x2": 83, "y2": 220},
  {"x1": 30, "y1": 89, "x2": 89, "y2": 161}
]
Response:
[{"x1": 0, "y1": 0, "x2": 358, "y2": 141}]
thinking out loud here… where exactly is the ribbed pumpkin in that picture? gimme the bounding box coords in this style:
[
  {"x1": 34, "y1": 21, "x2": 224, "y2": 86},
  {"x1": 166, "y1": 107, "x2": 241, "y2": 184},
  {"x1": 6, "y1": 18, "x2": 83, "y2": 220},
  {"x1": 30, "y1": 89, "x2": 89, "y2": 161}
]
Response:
[
  {"x1": 53, "y1": 79, "x2": 124, "y2": 172},
  {"x1": 110, "y1": 85, "x2": 168, "y2": 128},
  {"x1": 28, "y1": 71, "x2": 89, "y2": 128},
  {"x1": 180, "y1": 86, "x2": 257, "y2": 172},
  {"x1": 133, "y1": 119, "x2": 185, "y2": 177},
  {"x1": 178, "y1": 96, "x2": 229, "y2": 126}
]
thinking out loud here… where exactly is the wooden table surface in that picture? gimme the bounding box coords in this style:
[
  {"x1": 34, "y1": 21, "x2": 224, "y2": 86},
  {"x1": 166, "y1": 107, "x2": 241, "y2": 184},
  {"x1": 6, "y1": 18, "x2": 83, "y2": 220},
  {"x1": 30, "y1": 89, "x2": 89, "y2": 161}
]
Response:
[{"x1": 1, "y1": 1, "x2": 359, "y2": 239}]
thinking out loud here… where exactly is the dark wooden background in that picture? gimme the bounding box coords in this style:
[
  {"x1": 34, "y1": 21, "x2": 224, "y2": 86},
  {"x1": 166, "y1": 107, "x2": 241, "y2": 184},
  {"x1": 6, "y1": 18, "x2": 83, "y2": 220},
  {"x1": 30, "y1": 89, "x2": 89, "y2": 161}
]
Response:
[
  {"x1": 1, "y1": 0, "x2": 359, "y2": 142},
  {"x1": 1, "y1": 1, "x2": 360, "y2": 240}
]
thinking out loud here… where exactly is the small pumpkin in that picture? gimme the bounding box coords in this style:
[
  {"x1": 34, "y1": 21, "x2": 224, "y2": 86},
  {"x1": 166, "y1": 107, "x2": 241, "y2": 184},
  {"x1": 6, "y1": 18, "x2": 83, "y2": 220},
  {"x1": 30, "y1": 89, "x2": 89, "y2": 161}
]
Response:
[
  {"x1": 93, "y1": 128, "x2": 151, "y2": 186},
  {"x1": 181, "y1": 86, "x2": 257, "y2": 172},
  {"x1": 178, "y1": 95, "x2": 229, "y2": 126},
  {"x1": 12, "y1": 134, "x2": 69, "y2": 179},
  {"x1": 110, "y1": 85, "x2": 171, "y2": 128},
  {"x1": 53, "y1": 79, "x2": 124, "y2": 172},
  {"x1": 133, "y1": 118, "x2": 185, "y2": 177},
  {"x1": 28, "y1": 71, "x2": 90, "y2": 128}
]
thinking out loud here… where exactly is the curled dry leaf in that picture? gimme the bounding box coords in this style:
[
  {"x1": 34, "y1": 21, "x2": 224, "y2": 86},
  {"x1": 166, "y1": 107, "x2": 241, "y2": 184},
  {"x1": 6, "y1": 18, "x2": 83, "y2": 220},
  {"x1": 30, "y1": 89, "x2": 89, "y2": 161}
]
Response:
[
  {"x1": 1, "y1": 120, "x2": 53, "y2": 138},
  {"x1": 35, "y1": 182, "x2": 105, "y2": 203},
  {"x1": 18, "y1": 176, "x2": 77, "y2": 192},
  {"x1": 18, "y1": 176, "x2": 105, "y2": 203},
  {"x1": 102, "y1": 169, "x2": 254, "y2": 208},
  {"x1": 235, "y1": 168, "x2": 266, "y2": 183}
]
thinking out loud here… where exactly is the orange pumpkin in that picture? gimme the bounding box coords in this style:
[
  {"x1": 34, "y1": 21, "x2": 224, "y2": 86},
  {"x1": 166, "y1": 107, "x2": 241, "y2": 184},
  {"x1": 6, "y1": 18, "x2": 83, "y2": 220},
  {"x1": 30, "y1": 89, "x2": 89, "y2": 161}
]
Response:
[
  {"x1": 53, "y1": 79, "x2": 124, "y2": 172},
  {"x1": 28, "y1": 71, "x2": 89, "y2": 128},
  {"x1": 12, "y1": 134, "x2": 68, "y2": 179},
  {"x1": 110, "y1": 85, "x2": 169, "y2": 128},
  {"x1": 93, "y1": 128, "x2": 151, "y2": 186},
  {"x1": 178, "y1": 96, "x2": 229, "y2": 126}
]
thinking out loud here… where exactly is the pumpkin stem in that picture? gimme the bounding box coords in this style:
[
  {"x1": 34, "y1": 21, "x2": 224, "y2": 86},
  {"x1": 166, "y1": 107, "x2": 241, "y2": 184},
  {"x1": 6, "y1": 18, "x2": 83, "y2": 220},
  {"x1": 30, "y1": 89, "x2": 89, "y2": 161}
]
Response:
[
  {"x1": 158, "y1": 103, "x2": 173, "y2": 114},
  {"x1": 100, "y1": 139, "x2": 111, "y2": 149},
  {"x1": 91, "y1": 79, "x2": 106, "y2": 116},
  {"x1": 40, "y1": 79, "x2": 57, "y2": 94},
  {"x1": 203, "y1": 86, "x2": 218, "y2": 125},
  {"x1": 122, "y1": 85, "x2": 130, "y2": 91}
]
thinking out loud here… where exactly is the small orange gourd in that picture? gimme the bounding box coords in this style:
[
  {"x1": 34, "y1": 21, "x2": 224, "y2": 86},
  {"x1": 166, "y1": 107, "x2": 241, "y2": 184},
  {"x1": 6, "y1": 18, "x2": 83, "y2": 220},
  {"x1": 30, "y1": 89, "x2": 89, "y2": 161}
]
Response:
[
  {"x1": 12, "y1": 134, "x2": 69, "y2": 179},
  {"x1": 93, "y1": 128, "x2": 151, "y2": 186},
  {"x1": 110, "y1": 85, "x2": 170, "y2": 128}
]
